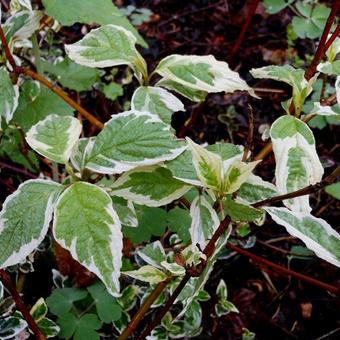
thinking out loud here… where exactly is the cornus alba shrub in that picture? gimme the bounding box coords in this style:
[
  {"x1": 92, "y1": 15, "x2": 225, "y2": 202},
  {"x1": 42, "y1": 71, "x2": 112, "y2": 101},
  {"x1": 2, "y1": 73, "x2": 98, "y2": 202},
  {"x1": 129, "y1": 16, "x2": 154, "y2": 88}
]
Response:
[{"x1": 0, "y1": 10, "x2": 340, "y2": 339}]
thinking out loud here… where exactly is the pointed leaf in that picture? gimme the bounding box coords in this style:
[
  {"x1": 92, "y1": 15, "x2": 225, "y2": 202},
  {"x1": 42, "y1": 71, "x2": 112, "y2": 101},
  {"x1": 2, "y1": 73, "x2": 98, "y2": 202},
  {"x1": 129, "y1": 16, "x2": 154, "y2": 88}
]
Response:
[
  {"x1": 123, "y1": 265, "x2": 168, "y2": 284},
  {"x1": 110, "y1": 166, "x2": 191, "y2": 207},
  {"x1": 53, "y1": 182, "x2": 123, "y2": 296},
  {"x1": 223, "y1": 197, "x2": 263, "y2": 222},
  {"x1": 70, "y1": 137, "x2": 95, "y2": 172},
  {"x1": 111, "y1": 197, "x2": 137, "y2": 227},
  {"x1": 30, "y1": 298, "x2": 48, "y2": 322},
  {"x1": 155, "y1": 55, "x2": 254, "y2": 96},
  {"x1": 86, "y1": 110, "x2": 186, "y2": 174},
  {"x1": 0, "y1": 68, "x2": 19, "y2": 126},
  {"x1": 265, "y1": 207, "x2": 340, "y2": 267},
  {"x1": 186, "y1": 137, "x2": 223, "y2": 192},
  {"x1": 26, "y1": 114, "x2": 82, "y2": 164},
  {"x1": 223, "y1": 160, "x2": 260, "y2": 195},
  {"x1": 190, "y1": 196, "x2": 220, "y2": 249},
  {"x1": 131, "y1": 86, "x2": 184, "y2": 124},
  {"x1": 0, "y1": 180, "x2": 62, "y2": 268},
  {"x1": 270, "y1": 116, "x2": 324, "y2": 212},
  {"x1": 137, "y1": 241, "x2": 166, "y2": 269}
]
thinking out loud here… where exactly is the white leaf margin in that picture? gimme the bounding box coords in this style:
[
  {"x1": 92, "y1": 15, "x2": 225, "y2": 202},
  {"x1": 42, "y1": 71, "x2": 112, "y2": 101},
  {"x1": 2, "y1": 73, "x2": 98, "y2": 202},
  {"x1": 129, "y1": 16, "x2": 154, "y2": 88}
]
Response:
[
  {"x1": 265, "y1": 207, "x2": 340, "y2": 267},
  {"x1": 0, "y1": 179, "x2": 61, "y2": 269}
]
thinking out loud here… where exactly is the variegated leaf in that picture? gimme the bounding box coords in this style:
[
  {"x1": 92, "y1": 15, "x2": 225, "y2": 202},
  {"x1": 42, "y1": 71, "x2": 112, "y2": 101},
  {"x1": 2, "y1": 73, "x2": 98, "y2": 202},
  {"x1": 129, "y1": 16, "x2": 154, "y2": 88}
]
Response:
[
  {"x1": 137, "y1": 241, "x2": 165, "y2": 269},
  {"x1": 131, "y1": 86, "x2": 184, "y2": 124},
  {"x1": 0, "y1": 68, "x2": 19, "y2": 126},
  {"x1": 186, "y1": 137, "x2": 223, "y2": 192},
  {"x1": 110, "y1": 166, "x2": 191, "y2": 207},
  {"x1": 223, "y1": 160, "x2": 260, "y2": 195},
  {"x1": 65, "y1": 25, "x2": 147, "y2": 81},
  {"x1": 53, "y1": 182, "x2": 123, "y2": 297},
  {"x1": 190, "y1": 195, "x2": 220, "y2": 249},
  {"x1": 265, "y1": 207, "x2": 340, "y2": 267},
  {"x1": 70, "y1": 137, "x2": 95, "y2": 172},
  {"x1": 123, "y1": 265, "x2": 168, "y2": 284},
  {"x1": 270, "y1": 116, "x2": 324, "y2": 212},
  {"x1": 26, "y1": 114, "x2": 82, "y2": 164},
  {"x1": 0, "y1": 180, "x2": 62, "y2": 268},
  {"x1": 155, "y1": 55, "x2": 255, "y2": 96},
  {"x1": 86, "y1": 110, "x2": 186, "y2": 174}
]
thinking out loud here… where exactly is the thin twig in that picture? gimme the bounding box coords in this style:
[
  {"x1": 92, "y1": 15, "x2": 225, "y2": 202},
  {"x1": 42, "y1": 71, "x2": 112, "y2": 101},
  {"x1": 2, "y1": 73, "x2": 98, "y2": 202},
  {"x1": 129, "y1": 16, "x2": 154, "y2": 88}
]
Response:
[
  {"x1": 135, "y1": 165, "x2": 340, "y2": 337},
  {"x1": 118, "y1": 278, "x2": 172, "y2": 340},
  {"x1": 0, "y1": 270, "x2": 46, "y2": 340},
  {"x1": 242, "y1": 104, "x2": 254, "y2": 161},
  {"x1": 226, "y1": 243, "x2": 340, "y2": 295},
  {"x1": 0, "y1": 25, "x2": 104, "y2": 130},
  {"x1": 229, "y1": 0, "x2": 261, "y2": 60},
  {"x1": 0, "y1": 161, "x2": 38, "y2": 179}
]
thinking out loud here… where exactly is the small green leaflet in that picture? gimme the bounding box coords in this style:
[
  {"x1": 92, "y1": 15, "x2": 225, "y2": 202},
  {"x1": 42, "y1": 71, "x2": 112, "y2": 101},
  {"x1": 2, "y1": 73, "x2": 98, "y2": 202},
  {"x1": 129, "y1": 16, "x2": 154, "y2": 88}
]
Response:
[
  {"x1": 42, "y1": 0, "x2": 147, "y2": 47},
  {"x1": 13, "y1": 80, "x2": 74, "y2": 131},
  {"x1": 110, "y1": 166, "x2": 191, "y2": 207},
  {"x1": 131, "y1": 86, "x2": 184, "y2": 124},
  {"x1": 263, "y1": 0, "x2": 293, "y2": 14},
  {"x1": 10, "y1": 0, "x2": 33, "y2": 12},
  {"x1": 86, "y1": 110, "x2": 186, "y2": 174},
  {"x1": 3, "y1": 9, "x2": 42, "y2": 42},
  {"x1": 325, "y1": 182, "x2": 340, "y2": 200},
  {"x1": 190, "y1": 195, "x2": 220, "y2": 249},
  {"x1": 57, "y1": 313, "x2": 102, "y2": 340},
  {"x1": 0, "y1": 68, "x2": 19, "y2": 127},
  {"x1": 65, "y1": 25, "x2": 147, "y2": 80},
  {"x1": 237, "y1": 174, "x2": 277, "y2": 204},
  {"x1": 155, "y1": 55, "x2": 255, "y2": 96},
  {"x1": 30, "y1": 298, "x2": 48, "y2": 322},
  {"x1": 325, "y1": 35, "x2": 340, "y2": 62},
  {"x1": 186, "y1": 137, "x2": 223, "y2": 192},
  {"x1": 161, "y1": 261, "x2": 185, "y2": 276},
  {"x1": 317, "y1": 61, "x2": 340, "y2": 76},
  {"x1": 156, "y1": 78, "x2": 207, "y2": 102},
  {"x1": 265, "y1": 207, "x2": 340, "y2": 268},
  {"x1": 223, "y1": 197, "x2": 263, "y2": 222},
  {"x1": 26, "y1": 114, "x2": 82, "y2": 164},
  {"x1": 123, "y1": 265, "x2": 168, "y2": 284},
  {"x1": 270, "y1": 116, "x2": 324, "y2": 212},
  {"x1": 0, "y1": 179, "x2": 62, "y2": 268},
  {"x1": 137, "y1": 241, "x2": 166, "y2": 269},
  {"x1": 87, "y1": 282, "x2": 122, "y2": 323},
  {"x1": 0, "y1": 316, "x2": 27, "y2": 339},
  {"x1": 53, "y1": 182, "x2": 123, "y2": 297},
  {"x1": 42, "y1": 57, "x2": 101, "y2": 92},
  {"x1": 250, "y1": 65, "x2": 316, "y2": 115}
]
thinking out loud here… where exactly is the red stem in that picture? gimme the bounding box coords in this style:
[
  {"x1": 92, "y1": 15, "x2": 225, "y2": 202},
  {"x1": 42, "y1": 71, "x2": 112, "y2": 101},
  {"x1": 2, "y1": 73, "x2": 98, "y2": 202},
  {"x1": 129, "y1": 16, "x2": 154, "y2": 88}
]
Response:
[
  {"x1": 227, "y1": 243, "x2": 340, "y2": 295},
  {"x1": 0, "y1": 270, "x2": 46, "y2": 340},
  {"x1": 229, "y1": 0, "x2": 261, "y2": 60}
]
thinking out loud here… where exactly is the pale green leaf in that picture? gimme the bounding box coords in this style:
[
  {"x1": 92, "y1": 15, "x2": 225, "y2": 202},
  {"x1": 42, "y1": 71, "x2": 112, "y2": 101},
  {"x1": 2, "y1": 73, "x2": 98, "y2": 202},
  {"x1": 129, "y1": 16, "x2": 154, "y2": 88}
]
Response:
[
  {"x1": 0, "y1": 68, "x2": 19, "y2": 126},
  {"x1": 270, "y1": 116, "x2": 324, "y2": 212},
  {"x1": 86, "y1": 110, "x2": 186, "y2": 174},
  {"x1": 3, "y1": 10, "x2": 42, "y2": 41},
  {"x1": 42, "y1": 0, "x2": 147, "y2": 47},
  {"x1": 263, "y1": 0, "x2": 293, "y2": 14},
  {"x1": 156, "y1": 54, "x2": 255, "y2": 96},
  {"x1": 325, "y1": 182, "x2": 340, "y2": 200},
  {"x1": 190, "y1": 195, "x2": 220, "y2": 249},
  {"x1": 237, "y1": 174, "x2": 278, "y2": 204},
  {"x1": 65, "y1": 25, "x2": 147, "y2": 79},
  {"x1": 70, "y1": 137, "x2": 95, "y2": 172},
  {"x1": 317, "y1": 61, "x2": 340, "y2": 76},
  {"x1": 26, "y1": 114, "x2": 82, "y2": 164},
  {"x1": 110, "y1": 166, "x2": 191, "y2": 207},
  {"x1": 186, "y1": 137, "x2": 223, "y2": 192},
  {"x1": 123, "y1": 265, "x2": 168, "y2": 284},
  {"x1": 111, "y1": 197, "x2": 137, "y2": 227},
  {"x1": 131, "y1": 86, "x2": 184, "y2": 124},
  {"x1": 0, "y1": 180, "x2": 62, "y2": 268},
  {"x1": 250, "y1": 65, "x2": 316, "y2": 115},
  {"x1": 160, "y1": 261, "x2": 185, "y2": 276},
  {"x1": 156, "y1": 78, "x2": 207, "y2": 102},
  {"x1": 265, "y1": 207, "x2": 340, "y2": 267},
  {"x1": 223, "y1": 160, "x2": 260, "y2": 195},
  {"x1": 37, "y1": 317, "x2": 60, "y2": 338},
  {"x1": 53, "y1": 182, "x2": 123, "y2": 296},
  {"x1": 137, "y1": 241, "x2": 165, "y2": 269},
  {"x1": 325, "y1": 35, "x2": 340, "y2": 62}
]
